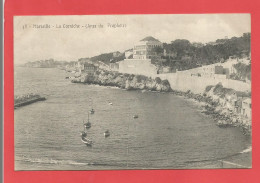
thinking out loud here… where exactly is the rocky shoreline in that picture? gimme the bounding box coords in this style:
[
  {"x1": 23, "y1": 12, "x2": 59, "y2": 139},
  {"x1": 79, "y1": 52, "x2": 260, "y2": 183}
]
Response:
[
  {"x1": 170, "y1": 90, "x2": 251, "y2": 136},
  {"x1": 71, "y1": 70, "x2": 251, "y2": 136},
  {"x1": 72, "y1": 70, "x2": 172, "y2": 92}
]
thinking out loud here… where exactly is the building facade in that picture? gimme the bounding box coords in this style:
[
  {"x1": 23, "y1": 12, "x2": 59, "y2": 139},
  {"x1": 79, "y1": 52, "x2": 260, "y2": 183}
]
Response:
[
  {"x1": 186, "y1": 64, "x2": 230, "y2": 79},
  {"x1": 83, "y1": 63, "x2": 97, "y2": 75},
  {"x1": 133, "y1": 36, "x2": 163, "y2": 60}
]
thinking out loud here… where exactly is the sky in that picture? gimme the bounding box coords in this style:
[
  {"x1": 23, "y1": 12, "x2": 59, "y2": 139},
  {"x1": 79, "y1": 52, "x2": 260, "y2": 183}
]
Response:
[{"x1": 14, "y1": 14, "x2": 251, "y2": 64}]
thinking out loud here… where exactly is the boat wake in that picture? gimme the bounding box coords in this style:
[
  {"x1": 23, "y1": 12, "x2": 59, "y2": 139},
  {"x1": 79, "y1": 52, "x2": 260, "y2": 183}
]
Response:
[
  {"x1": 240, "y1": 146, "x2": 252, "y2": 154},
  {"x1": 15, "y1": 156, "x2": 126, "y2": 168},
  {"x1": 16, "y1": 156, "x2": 88, "y2": 166}
]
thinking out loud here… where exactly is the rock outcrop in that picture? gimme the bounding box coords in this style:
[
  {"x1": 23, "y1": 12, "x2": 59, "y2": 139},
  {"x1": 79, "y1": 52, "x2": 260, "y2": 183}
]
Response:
[
  {"x1": 170, "y1": 84, "x2": 251, "y2": 136},
  {"x1": 72, "y1": 70, "x2": 171, "y2": 92}
]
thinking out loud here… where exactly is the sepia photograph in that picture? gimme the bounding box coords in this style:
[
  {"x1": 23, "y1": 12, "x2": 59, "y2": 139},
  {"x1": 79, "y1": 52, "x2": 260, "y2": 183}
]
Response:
[{"x1": 14, "y1": 14, "x2": 251, "y2": 170}]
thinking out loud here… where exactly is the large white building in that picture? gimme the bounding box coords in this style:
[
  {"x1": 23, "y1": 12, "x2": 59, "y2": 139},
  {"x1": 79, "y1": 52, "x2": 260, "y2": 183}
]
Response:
[
  {"x1": 117, "y1": 36, "x2": 163, "y2": 76},
  {"x1": 133, "y1": 36, "x2": 163, "y2": 60}
]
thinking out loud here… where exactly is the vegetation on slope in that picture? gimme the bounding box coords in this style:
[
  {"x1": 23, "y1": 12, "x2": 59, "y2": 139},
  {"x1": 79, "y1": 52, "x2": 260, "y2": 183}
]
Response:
[
  {"x1": 89, "y1": 52, "x2": 126, "y2": 65},
  {"x1": 159, "y1": 33, "x2": 251, "y2": 71},
  {"x1": 230, "y1": 63, "x2": 251, "y2": 81}
]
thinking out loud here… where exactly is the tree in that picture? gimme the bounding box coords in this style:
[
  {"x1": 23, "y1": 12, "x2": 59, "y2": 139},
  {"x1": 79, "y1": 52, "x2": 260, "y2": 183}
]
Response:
[{"x1": 151, "y1": 46, "x2": 164, "y2": 55}]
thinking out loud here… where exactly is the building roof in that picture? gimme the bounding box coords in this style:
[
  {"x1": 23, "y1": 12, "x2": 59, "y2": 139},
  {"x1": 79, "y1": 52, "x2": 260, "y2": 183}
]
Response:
[
  {"x1": 84, "y1": 63, "x2": 95, "y2": 67},
  {"x1": 140, "y1": 36, "x2": 160, "y2": 42}
]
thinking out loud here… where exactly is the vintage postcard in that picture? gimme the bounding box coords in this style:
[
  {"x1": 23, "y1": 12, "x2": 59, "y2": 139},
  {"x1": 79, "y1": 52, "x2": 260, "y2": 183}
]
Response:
[{"x1": 13, "y1": 14, "x2": 251, "y2": 170}]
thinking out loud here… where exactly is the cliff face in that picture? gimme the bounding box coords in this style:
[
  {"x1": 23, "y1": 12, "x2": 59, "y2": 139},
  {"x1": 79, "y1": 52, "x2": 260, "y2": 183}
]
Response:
[
  {"x1": 72, "y1": 70, "x2": 171, "y2": 92},
  {"x1": 203, "y1": 83, "x2": 251, "y2": 134}
]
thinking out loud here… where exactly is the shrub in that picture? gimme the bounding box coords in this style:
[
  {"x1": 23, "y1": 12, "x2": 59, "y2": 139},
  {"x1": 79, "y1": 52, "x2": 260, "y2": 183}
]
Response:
[
  {"x1": 135, "y1": 75, "x2": 147, "y2": 83},
  {"x1": 155, "y1": 77, "x2": 162, "y2": 84},
  {"x1": 213, "y1": 82, "x2": 223, "y2": 93},
  {"x1": 123, "y1": 73, "x2": 130, "y2": 78},
  {"x1": 161, "y1": 79, "x2": 170, "y2": 86},
  {"x1": 205, "y1": 85, "x2": 214, "y2": 92}
]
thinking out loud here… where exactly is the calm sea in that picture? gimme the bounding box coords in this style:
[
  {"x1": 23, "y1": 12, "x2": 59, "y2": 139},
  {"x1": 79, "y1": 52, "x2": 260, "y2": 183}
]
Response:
[{"x1": 14, "y1": 67, "x2": 251, "y2": 170}]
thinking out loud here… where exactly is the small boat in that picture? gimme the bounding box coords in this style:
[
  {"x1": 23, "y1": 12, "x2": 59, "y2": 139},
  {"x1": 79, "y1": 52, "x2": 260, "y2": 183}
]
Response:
[
  {"x1": 84, "y1": 113, "x2": 91, "y2": 129},
  {"x1": 89, "y1": 99, "x2": 95, "y2": 114},
  {"x1": 133, "y1": 115, "x2": 139, "y2": 119},
  {"x1": 90, "y1": 108, "x2": 95, "y2": 114},
  {"x1": 80, "y1": 131, "x2": 87, "y2": 137},
  {"x1": 81, "y1": 121, "x2": 93, "y2": 146},
  {"x1": 104, "y1": 130, "x2": 110, "y2": 137},
  {"x1": 84, "y1": 121, "x2": 91, "y2": 129},
  {"x1": 81, "y1": 136, "x2": 93, "y2": 146}
]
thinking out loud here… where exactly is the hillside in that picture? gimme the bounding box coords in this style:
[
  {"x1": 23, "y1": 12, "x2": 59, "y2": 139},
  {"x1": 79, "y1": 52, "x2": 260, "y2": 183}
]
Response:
[
  {"x1": 87, "y1": 33, "x2": 250, "y2": 72},
  {"x1": 22, "y1": 59, "x2": 73, "y2": 68},
  {"x1": 160, "y1": 33, "x2": 251, "y2": 71},
  {"x1": 89, "y1": 52, "x2": 126, "y2": 65}
]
